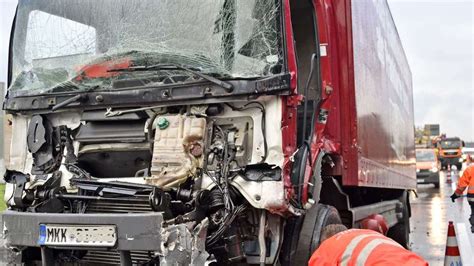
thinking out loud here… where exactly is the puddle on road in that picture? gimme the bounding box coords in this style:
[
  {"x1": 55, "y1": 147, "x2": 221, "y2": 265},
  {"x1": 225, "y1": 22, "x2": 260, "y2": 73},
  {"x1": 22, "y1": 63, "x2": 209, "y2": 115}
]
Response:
[{"x1": 410, "y1": 169, "x2": 474, "y2": 266}]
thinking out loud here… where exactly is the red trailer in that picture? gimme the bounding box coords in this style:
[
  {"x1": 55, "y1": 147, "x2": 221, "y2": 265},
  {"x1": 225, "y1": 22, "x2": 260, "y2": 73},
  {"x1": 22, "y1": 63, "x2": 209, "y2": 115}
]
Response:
[
  {"x1": 280, "y1": 0, "x2": 415, "y2": 263},
  {"x1": 321, "y1": 0, "x2": 416, "y2": 189},
  {"x1": 2, "y1": 0, "x2": 414, "y2": 264}
]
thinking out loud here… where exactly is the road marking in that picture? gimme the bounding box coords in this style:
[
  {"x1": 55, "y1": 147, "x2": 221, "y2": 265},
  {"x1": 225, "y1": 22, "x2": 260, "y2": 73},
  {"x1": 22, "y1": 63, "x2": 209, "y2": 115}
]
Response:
[{"x1": 455, "y1": 223, "x2": 474, "y2": 266}]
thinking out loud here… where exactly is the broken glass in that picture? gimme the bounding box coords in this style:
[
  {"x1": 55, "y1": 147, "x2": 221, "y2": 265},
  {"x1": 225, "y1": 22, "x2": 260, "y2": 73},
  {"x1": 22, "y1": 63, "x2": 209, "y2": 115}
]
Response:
[{"x1": 9, "y1": 0, "x2": 283, "y2": 96}]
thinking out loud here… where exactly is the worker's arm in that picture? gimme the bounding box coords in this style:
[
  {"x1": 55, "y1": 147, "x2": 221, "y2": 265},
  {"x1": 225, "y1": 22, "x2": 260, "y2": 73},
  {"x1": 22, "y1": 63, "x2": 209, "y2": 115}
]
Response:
[
  {"x1": 451, "y1": 168, "x2": 472, "y2": 202},
  {"x1": 455, "y1": 170, "x2": 472, "y2": 196}
]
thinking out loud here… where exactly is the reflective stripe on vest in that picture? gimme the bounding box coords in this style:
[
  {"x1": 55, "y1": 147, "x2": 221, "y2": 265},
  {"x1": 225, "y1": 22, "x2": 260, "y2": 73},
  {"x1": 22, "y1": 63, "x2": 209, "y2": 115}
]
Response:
[
  {"x1": 340, "y1": 233, "x2": 385, "y2": 266},
  {"x1": 467, "y1": 193, "x2": 474, "y2": 202},
  {"x1": 355, "y1": 238, "x2": 402, "y2": 265}
]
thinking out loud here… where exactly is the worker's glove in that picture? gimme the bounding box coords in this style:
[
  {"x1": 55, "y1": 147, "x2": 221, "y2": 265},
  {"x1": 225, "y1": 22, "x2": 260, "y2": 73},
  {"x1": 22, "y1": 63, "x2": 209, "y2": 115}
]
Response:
[{"x1": 450, "y1": 193, "x2": 460, "y2": 202}]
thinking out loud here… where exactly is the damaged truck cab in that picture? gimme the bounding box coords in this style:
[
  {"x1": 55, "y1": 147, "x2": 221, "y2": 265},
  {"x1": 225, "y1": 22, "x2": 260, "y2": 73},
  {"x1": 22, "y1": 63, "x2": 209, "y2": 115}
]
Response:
[{"x1": 2, "y1": 0, "x2": 416, "y2": 265}]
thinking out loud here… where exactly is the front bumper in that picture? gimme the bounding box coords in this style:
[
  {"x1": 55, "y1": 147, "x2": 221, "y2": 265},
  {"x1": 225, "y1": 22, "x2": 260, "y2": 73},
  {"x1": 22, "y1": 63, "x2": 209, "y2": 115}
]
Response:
[
  {"x1": 440, "y1": 157, "x2": 462, "y2": 166},
  {"x1": 416, "y1": 171, "x2": 440, "y2": 184},
  {"x1": 1, "y1": 211, "x2": 209, "y2": 265},
  {"x1": 2, "y1": 211, "x2": 163, "y2": 250}
]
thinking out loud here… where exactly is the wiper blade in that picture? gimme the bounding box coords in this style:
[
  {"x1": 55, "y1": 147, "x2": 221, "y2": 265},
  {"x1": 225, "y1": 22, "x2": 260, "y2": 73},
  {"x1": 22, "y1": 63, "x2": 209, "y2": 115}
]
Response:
[
  {"x1": 45, "y1": 80, "x2": 82, "y2": 93},
  {"x1": 108, "y1": 63, "x2": 233, "y2": 92},
  {"x1": 51, "y1": 85, "x2": 100, "y2": 111},
  {"x1": 51, "y1": 94, "x2": 87, "y2": 111}
]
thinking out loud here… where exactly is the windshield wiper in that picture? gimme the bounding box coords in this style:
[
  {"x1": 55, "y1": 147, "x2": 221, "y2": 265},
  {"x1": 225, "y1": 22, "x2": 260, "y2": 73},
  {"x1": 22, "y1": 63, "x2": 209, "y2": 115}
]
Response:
[
  {"x1": 51, "y1": 85, "x2": 101, "y2": 111},
  {"x1": 51, "y1": 94, "x2": 88, "y2": 111},
  {"x1": 108, "y1": 63, "x2": 233, "y2": 92}
]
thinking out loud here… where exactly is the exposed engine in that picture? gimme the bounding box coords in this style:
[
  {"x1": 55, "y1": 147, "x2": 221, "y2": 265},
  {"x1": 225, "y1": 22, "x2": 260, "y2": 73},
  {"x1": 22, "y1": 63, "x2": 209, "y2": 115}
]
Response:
[
  {"x1": 149, "y1": 114, "x2": 207, "y2": 187},
  {"x1": 4, "y1": 101, "x2": 286, "y2": 265}
]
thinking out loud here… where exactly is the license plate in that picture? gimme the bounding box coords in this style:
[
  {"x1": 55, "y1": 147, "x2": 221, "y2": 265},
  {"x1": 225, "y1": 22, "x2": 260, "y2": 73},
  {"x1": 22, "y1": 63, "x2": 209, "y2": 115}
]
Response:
[
  {"x1": 38, "y1": 224, "x2": 117, "y2": 247},
  {"x1": 417, "y1": 179, "x2": 425, "y2": 183}
]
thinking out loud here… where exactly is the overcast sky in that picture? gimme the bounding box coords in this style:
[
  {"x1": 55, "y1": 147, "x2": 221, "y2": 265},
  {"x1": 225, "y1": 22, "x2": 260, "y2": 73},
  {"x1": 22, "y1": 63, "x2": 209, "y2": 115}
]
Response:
[
  {"x1": 0, "y1": 0, "x2": 473, "y2": 141},
  {"x1": 388, "y1": 0, "x2": 473, "y2": 141}
]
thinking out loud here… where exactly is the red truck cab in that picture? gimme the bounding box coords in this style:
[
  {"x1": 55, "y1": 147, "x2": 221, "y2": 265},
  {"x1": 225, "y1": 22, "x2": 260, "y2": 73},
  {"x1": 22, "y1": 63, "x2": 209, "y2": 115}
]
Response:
[{"x1": 2, "y1": 0, "x2": 415, "y2": 264}]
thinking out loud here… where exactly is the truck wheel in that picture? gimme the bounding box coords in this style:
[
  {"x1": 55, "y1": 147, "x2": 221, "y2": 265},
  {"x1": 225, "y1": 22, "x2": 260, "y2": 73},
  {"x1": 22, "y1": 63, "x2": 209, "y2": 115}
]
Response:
[
  {"x1": 456, "y1": 163, "x2": 463, "y2": 171},
  {"x1": 290, "y1": 204, "x2": 342, "y2": 265},
  {"x1": 387, "y1": 191, "x2": 410, "y2": 248},
  {"x1": 433, "y1": 182, "x2": 440, "y2": 189}
]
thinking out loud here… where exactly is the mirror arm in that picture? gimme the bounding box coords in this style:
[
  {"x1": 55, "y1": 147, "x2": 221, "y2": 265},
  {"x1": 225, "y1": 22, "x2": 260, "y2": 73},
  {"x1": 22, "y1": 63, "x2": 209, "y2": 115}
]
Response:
[{"x1": 301, "y1": 53, "x2": 317, "y2": 142}]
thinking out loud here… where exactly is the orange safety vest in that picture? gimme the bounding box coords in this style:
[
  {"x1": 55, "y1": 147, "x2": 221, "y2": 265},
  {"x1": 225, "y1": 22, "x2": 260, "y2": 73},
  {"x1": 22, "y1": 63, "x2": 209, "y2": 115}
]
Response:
[
  {"x1": 455, "y1": 164, "x2": 474, "y2": 202},
  {"x1": 308, "y1": 229, "x2": 427, "y2": 266}
]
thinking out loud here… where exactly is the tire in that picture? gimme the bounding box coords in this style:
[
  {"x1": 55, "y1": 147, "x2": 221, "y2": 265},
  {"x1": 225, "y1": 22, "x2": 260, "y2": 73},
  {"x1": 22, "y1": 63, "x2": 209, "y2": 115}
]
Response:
[
  {"x1": 289, "y1": 204, "x2": 342, "y2": 265},
  {"x1": 457, "y1": 163, "x2": 463, "y2": 171},
  {"x1": 387, "y1": 191, "x2": 410, "y2": 248},
  {"x1": 433, "y1": 182, "x2": 440, "y2": 189}
]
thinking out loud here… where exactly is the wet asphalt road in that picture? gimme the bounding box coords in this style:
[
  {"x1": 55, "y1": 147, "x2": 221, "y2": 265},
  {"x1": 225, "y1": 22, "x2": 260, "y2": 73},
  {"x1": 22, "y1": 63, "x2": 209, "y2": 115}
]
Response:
[
  {"x1": 410, "y1": 166, "x2": 474, "y2": 265},
  {"x1": 1, "y1": 168, "x2": 473, "y2": 264}
]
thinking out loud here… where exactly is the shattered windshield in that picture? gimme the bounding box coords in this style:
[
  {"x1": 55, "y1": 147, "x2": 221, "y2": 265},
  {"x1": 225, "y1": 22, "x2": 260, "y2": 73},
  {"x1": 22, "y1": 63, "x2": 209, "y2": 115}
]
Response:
[{"x1": 9, "y1": 0, "x2": 283, "y2": 96}]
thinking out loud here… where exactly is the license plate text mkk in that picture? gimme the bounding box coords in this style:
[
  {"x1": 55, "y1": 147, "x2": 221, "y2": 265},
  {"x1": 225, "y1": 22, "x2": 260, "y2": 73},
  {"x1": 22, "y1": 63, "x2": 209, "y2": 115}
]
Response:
[{"x1": 47, "y1": 227, "x2": 67, "y2": 242}]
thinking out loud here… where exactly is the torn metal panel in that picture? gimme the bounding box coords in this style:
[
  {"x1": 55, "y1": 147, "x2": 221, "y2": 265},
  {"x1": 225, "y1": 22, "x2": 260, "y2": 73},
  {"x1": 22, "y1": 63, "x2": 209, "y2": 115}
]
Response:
[
  {"x1": 229, "y1": 175, "x2": 287, "y2": 213},
  {"x1": 6, "y1": 115, "x2": 29, "y2": 172},
  {"x1": 213, "y1": 96, "x2": 284, "y2": 167},
  {"x1": 159, "y1": 219, "x2": 210, "y2": 266}
]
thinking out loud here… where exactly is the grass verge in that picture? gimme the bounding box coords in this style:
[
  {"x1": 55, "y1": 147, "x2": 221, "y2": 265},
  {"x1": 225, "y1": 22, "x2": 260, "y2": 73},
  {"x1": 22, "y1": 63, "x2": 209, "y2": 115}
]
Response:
[{"x1": 0, "y1": 184, "x2": 6, "y2": 211}]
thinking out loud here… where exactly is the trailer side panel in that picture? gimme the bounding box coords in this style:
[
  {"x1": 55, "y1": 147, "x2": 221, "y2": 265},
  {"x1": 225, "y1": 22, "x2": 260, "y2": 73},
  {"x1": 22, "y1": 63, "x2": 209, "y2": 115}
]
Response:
[{"x1": 350, "y1": 0, "x2": 416, "y2": 188}]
